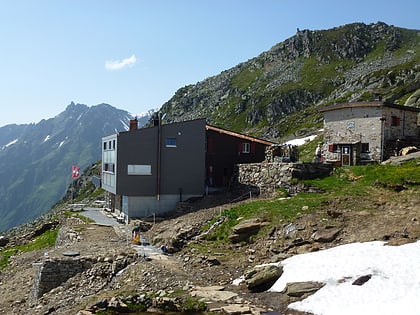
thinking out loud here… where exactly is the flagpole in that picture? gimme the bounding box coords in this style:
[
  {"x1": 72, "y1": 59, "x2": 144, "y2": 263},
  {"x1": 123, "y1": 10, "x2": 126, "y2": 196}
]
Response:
[
  {"x1": 71, "y1": 165, "x2": 80, "y2": 207},
  {"x1": 71, "y1": 179, "x2": 74, "y2": 205}
]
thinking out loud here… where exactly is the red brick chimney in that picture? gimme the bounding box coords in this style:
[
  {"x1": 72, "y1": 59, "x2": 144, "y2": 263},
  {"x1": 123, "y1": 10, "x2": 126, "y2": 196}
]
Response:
[{"x1": 129, "y1": 117, "x2": 138, "y2": 131}]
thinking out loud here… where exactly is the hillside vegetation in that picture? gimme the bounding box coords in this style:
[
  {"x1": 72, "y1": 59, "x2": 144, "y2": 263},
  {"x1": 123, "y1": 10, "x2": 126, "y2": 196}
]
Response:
[{"x1": 159, "y1": 22, "x2": 419, "y2": 141}]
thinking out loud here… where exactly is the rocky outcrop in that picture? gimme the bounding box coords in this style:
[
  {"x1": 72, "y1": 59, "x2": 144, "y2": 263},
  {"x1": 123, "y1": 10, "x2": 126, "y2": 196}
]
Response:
[{"x1": 159, "y1": 22, "x2": 419, "y2": 141}]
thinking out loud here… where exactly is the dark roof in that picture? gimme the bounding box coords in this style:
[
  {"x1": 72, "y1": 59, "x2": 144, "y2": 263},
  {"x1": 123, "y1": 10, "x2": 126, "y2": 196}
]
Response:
[
  {"x1": 206, "y1": 124, "x2": 275, "y2": 146},
  {"x1": 320, "y1": 101, "x2": 420, "y2": 113}
]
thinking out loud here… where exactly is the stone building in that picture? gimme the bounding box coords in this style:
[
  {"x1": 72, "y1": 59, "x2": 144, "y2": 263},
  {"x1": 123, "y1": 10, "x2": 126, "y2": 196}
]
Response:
[{"x1": 320, "y1": 101, "x2": 420, "y2": 166}]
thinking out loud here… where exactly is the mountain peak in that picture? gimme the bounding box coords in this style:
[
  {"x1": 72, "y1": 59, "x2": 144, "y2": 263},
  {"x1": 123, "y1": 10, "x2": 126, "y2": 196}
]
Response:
[
  {"x1": 160, "y1": 22, "x2": 419, "y2": 140},
  {"x1": 0, "y1": 104, "x2": 152, "y2": 232}
]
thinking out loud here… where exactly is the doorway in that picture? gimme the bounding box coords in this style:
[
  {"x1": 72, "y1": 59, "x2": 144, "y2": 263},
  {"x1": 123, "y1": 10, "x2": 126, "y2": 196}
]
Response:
[{"x1": 341, "y1": 146, "x2": 351, "y2": 166}]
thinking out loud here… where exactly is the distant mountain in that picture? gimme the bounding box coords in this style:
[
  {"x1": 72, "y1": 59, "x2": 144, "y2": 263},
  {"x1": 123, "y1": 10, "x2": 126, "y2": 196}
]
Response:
[
  {"x1": 0, "y1": 102, "x2": 152, "y2": 232},
  {"x1": 159, "y1": 22, "x2": 420, "y2": 140}
]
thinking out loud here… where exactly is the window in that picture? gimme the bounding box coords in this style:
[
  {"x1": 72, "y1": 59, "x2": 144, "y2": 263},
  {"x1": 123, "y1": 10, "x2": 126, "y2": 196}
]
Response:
[
  {"x1": 103, "y1": 142, "x2": 107, "y2": 150},
  {"x1": 328, "y1": 144, "x2": 338, "y2": 152},
  {"x1": 165, "y1": 137, "x2": 177, "y2": 147},
  {"x1": 242, "y1": 142, "x2": 251, "y2": 153},
  {"x1": 127, "y1": 164, "x2": 151, "y2": 175},
  {"x1": 112, "y1": 140, "x2": 115, "y2": 149},
  {"x1": 391, "y1": 116, "x2": 400, "y2": 126},
  {"x1": 361, "y1": 143, "x2": 369, "y2": 153},
  {"x1": 103, "y1": 163, "x2": 115, "y2": 173}
]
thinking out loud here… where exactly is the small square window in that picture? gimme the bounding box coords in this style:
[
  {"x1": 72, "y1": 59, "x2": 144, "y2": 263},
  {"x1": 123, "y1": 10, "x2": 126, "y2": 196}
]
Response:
[
  {"x1": 328, "y1": 144, "x2": 338, "y2": 152},
  {"x1": 391, "y1": 116, "x2": 400, "y2": 126},
  {"x1": 104, "y1": 163, "x2": 114, "y2": 173},
  {"x1": 242, "y1": 142, "x2": 250, "y2": 153},
  {"x1": 165, "y1": 138, "x2": 177, "y2": 147},
  {"x1": 361, "y1": 143, "x2": 369, "y2": 153}
]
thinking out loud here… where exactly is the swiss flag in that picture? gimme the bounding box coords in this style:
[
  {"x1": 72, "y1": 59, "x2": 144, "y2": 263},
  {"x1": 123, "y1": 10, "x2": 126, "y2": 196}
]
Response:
[{"x1": 72, "y1": 165, "x2": 80, "y2": 179}]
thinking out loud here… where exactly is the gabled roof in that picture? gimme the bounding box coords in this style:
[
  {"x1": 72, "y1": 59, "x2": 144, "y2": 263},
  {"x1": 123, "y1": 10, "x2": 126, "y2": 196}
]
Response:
[
  {"x1": 206, "y1": 124, "x2": 275, "y2": 146},
  {"x1": 320, "y1": 101, "x2": 420, "y2": 113}
]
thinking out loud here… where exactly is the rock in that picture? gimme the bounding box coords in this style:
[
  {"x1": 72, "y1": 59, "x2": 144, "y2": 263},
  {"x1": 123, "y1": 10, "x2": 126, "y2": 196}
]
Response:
[
  {"x1": 0, "y1": 236, "x2": 9, "y2": 247},
  {"x1": 206, "y1": 256, "x2": 221, "y2": 266},
  {"x1": 283, "y1": 281, "x2": 325, "y2": 297},
  {"x1": 311, "y1": 227, "x2": 341, "y2": 243},
  {"x1": 283, "y1": 223, "x2": 297, "y2": 238},
  {"x1": 153, "y1": 296, "x2": 178, "y2": 312},
  {"x1": 229, "y1": 233, "x2": 249, "y2": 244},
  {"x1": 191, "y1": 286, "x2": 238, "y2": 302},
  {"x1": 352, "y1": 274, "x2": 372, "y2": 286},
  {"x1": 244, "y1": 264, "x2": 283, "y2": 292},
  {"x1": 229, "y1": 219, "x2": 267, "y2": 244},
  {"x1": 108, "y1": 297, "x2": 129, "y2": 312},
  {"x1": 221, "y1": 304, "x2": 251, "y2": 314},
  {"x1": 31, "y1": 221, "x2": 59, "y2": 237},
  {"x1": 400, "y1": 146, "x2": 418, "y2": 156}
]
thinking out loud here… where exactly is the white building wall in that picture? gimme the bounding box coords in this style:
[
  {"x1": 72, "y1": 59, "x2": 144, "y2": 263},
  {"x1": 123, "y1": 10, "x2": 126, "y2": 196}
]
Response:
[
  {"x1": 323, "y1": 107, "x2": 383, "y2": 161},
  {"x1": 101, "y1": 134, "x2": 117, "y2": 194},
  {"x1": 121, "y1": 193, "x2": 202, "y2": 219}
]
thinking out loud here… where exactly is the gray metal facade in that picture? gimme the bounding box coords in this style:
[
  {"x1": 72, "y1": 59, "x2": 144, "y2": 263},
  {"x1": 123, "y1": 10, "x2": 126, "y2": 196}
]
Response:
[{"x1": 102, "y1": 119, "x2": 207, "y2": 218}]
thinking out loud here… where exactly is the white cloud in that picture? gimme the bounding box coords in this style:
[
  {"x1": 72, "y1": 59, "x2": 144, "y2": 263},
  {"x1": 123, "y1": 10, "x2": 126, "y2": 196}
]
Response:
[{"x1": 105, "y1": 54, "x2": 137, "y2": 71}]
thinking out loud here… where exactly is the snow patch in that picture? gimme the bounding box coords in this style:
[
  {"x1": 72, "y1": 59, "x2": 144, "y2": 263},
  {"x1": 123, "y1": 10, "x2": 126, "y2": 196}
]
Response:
[
  {"x1": 285, "y1": 134, "x2": 318, "y2": 146},
  {"x1": 269, "y1": 240, "x2": 420, "y2": 315},
  {"x1": 3, "y1": 139, "x2": 19, "y2": 149}
]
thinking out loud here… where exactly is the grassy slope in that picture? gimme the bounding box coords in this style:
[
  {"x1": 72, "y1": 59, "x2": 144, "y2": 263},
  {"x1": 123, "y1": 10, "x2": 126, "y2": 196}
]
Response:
[{"x1": 198, "y1": 157, "x2": 420, "y2": 246}]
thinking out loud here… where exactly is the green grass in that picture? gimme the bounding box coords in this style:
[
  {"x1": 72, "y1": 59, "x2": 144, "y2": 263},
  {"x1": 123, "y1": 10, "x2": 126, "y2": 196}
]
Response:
[
  {"x1": 231, "y1": 68, "x2": 263, "y2": 91},
  {"x1": 200, "y1": 157, "x2": 420, "y2": 245},
  {"x1": 0, "y1": 227, "x2": 59, "y2": 270},
  {"x1": 202, "y1": 191, "x2": 329, "y2": 244},
  {"x1": 64, "y1": 210, "x2": 95, "y2": 223}
]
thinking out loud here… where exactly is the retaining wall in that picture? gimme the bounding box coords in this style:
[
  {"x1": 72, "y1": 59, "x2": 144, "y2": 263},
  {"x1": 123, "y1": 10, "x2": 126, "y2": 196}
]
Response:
[
  {"x1": 32, "y1": 257, "x2": 94, "y2": 299},
  {"x1": 236, "y1": 162, "x2": 333, "y2": 193}
]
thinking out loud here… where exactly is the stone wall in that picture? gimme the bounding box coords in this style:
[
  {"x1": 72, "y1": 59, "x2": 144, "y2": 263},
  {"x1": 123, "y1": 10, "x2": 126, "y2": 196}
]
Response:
[
  {"x1": 236, "y1": 162, "x2": 333, "y2": 193},
  {"x1": 32, "y1": 257, "x2": 94, "y2": 299}
]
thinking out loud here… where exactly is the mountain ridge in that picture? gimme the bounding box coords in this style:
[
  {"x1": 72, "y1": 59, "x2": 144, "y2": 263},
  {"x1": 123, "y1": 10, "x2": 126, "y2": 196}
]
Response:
[
  {"x1": 0, "y1": 103, "x2": 153, "y2": 232},
  {"x1": 159, "y1": 22, "x2": 419, "y2": 140}
]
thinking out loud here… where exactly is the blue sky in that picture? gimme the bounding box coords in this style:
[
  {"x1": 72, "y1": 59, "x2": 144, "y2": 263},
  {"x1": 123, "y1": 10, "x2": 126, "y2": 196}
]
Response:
[{"x1": 0, "y1": 0, "x2": 418, "y2": 127}]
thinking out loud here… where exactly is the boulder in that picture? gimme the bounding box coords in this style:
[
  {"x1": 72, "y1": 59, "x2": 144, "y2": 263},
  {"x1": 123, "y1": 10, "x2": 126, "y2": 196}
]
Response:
[
  {"x1": 206, "y1": 256, "x2": 221, "y2": 266},
  {"x1": 190, "y1": 286, "x2": 238, "y2": 302},
  {"x1": 244, "y1": 264, "x2": 283, "y2": 292},
  {"x1": 311, "y1": 227, "x2": 341, "y2": 243},
  {"x1": 229, "y1": 219, "x2": 268, "y2": 244},
  {"x1": 400, "y1": 146, "x2": 418, "y2": 156},
  {"x1": 221, "y1": 304, "x2": 251, "y2": 315},
  {"x1": 283, "y1": 281, "x2": 325, "y2": 297},
  {"x1": 0, "y1": 236, "x2": 9, "y2": 247},
  {"x1": 352, "y1": 274, "x2": 372, "y2": 286},
  {"x1": 31, "y1": 221, "x2": 59, "y2": 237}
]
